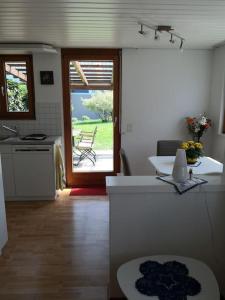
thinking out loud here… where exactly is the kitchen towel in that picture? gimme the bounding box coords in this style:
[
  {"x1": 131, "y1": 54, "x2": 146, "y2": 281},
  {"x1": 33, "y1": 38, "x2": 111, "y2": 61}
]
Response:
[{"x1": 55, "y1": 144, "x2": 65, "y2": 190}]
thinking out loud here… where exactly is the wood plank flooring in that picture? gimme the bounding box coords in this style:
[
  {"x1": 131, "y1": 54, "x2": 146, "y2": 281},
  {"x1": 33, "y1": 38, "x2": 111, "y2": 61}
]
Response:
[{"x1": 0, "y1": 190, "x2": 109, "y2": 300}]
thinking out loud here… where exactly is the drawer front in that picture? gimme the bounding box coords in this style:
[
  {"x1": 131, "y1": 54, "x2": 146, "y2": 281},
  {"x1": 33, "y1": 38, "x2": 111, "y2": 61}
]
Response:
[
  {"x1": 12, "y1": 145, "x2": 53, "y2": 153},
  {"x1": 13, "y1": 150, "x2": 55, "y2": 197}
]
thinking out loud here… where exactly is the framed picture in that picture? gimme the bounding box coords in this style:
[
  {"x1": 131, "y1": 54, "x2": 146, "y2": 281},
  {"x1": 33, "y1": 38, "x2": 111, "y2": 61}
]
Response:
[{"x1": 40, "y1": 71, "x2": 54, "y2": 85}]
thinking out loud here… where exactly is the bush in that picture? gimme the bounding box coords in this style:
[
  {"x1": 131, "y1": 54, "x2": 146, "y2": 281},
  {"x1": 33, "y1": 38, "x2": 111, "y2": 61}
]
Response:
[
  {"x1": 82, "y1": 91, "x2": 113, "y2": 122},
  {"x1": 82, "y1": 115, "x2": 90, "y2": 121},
  {"x1": 7, "y1": 79, "x2": 28, "y2": 112}
]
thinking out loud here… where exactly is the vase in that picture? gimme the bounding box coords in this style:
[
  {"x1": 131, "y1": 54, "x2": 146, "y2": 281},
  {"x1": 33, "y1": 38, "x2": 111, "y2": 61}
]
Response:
[{"x1": 172, "y1": 149, "x2": 188, "y2": 183}]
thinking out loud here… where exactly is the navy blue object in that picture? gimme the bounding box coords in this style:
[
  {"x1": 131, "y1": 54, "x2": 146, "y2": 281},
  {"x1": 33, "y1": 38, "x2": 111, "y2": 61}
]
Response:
[{"x1": 135, "y1": 260, "x2": 201, "y2": 300}]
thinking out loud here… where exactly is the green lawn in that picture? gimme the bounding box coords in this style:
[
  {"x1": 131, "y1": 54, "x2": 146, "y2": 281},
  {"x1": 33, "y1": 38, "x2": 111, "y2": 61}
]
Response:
[{"x1": 73, "y1": 120, "x2": 113, "y2": 150}]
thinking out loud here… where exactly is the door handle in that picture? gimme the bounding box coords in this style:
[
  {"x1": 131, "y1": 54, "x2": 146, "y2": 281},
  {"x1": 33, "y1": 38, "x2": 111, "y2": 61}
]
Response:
[
  {"x1": 114, "y1": 116, "x2": 117, "y2": 128},
  {"x1": 1, "y1": 86, "x2": 4, "y2": 97}
]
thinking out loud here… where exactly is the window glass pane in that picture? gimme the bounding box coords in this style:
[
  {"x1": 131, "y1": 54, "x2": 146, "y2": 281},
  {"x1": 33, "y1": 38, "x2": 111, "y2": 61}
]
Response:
[{"x1": 5, "y1": 61, "x2": 29, "y2": 112}]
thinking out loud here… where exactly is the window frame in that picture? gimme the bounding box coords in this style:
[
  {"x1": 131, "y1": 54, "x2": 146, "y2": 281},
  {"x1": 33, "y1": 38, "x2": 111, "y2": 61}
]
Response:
[{"x1": 0, "y1": 54, "x2": 35, "y2": 120}]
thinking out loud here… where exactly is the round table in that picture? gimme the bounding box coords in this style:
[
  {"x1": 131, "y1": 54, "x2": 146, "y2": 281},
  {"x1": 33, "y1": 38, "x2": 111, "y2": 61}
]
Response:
[{"x1": 117, "y1": 255, "x2": 220, "y2": 300}]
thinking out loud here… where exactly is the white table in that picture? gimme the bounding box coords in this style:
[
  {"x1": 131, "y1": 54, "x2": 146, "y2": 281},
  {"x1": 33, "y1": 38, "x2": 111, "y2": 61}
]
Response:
[
  {"x1": 149, "y1": 156, "x2": 223, "y2": 175},
  {"x1": 117, "y1": 255, "x2": 219, "y2": 300}
]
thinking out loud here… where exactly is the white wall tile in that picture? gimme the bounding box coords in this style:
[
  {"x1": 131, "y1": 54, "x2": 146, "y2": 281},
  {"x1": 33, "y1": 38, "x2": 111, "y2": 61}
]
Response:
[{"x1": 0, "y1": 103, "x2": 62, "y2": 137}]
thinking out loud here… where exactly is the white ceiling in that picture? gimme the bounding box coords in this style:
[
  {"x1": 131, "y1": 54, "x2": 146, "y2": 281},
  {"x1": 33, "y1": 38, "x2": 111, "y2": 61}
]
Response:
[{"x1": 1, "y1": 0, "x2": 225, "y2": 49}]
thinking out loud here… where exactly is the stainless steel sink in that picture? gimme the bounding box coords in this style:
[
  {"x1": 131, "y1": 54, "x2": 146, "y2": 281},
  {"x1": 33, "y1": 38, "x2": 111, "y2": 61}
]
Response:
[{"x1": 0, "y1": 136, "x2": 10, "y2": 141}]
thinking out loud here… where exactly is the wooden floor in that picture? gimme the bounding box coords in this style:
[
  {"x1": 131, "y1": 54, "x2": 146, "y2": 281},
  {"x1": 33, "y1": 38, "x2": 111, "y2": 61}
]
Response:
[{"x1": 0, "y1": 190, "x2": 109, "y2": 300}]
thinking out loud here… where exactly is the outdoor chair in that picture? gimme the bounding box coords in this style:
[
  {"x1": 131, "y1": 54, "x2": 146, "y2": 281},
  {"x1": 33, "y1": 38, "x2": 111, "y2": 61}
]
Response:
[
  {"x1": 74, "y1": 126, "x2": 98, "y2": 166},
  {"x1": 157, "y1": 140, "x2": 182, "y2": 156}
]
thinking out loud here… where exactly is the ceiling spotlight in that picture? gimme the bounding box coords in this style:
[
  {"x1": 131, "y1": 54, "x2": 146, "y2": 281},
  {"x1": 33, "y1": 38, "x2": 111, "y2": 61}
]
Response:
[
  {"x1": 169, "y1": 34, "x2": 175, "y2": 44},
  {"x1": 138, "y1": 24, "x2": 145, "y2": 36},
  {"x1": 179, "y1": 39, "x2": 184, "y2": 52},
  {"x1": 154, "y1": 30, "x2": 160, "y2": 41}
]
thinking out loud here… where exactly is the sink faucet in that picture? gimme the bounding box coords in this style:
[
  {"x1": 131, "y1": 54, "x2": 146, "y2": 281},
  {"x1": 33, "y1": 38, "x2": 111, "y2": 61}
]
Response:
[{"x1": 2, "y1": 124, "x2": 19, "y2": 137}]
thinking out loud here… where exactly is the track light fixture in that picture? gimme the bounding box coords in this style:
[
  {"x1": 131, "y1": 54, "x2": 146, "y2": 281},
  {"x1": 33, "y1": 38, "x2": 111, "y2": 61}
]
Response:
[
  {"x1": 154, "y1": 30, "x2": 160, "y2": 41},
  {"x1": 138, "y1": 22, "x2": 185, "y2": 50}
]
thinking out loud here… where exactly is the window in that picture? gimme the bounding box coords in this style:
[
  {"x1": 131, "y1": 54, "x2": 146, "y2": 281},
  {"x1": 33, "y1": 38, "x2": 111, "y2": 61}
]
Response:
[{"x1": 0, "y1": 55, "x2": 35, "y2": 119}]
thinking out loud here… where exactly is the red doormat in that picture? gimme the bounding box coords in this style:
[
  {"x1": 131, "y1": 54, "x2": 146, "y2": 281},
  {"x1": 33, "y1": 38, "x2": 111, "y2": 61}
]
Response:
[{"x1": 70, "y1": 187, "x2": 107, "y2": 196}]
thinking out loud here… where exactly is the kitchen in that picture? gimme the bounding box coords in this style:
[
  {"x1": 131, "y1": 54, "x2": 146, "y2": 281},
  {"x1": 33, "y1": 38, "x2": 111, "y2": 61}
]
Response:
[
  {"x1": 0, "y1": 50, "x2": 64, "y2": 250},
  {"x1": 1, "y1": 2, "x2": 225, "y2": 298}
]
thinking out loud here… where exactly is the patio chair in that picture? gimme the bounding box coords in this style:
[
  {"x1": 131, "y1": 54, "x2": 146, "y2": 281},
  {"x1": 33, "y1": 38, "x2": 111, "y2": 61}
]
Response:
[
  {"x1": 157, "y1": 140, "x2": 182, "y2": 156},
  {"x1": 74, "y1": 126, "x2": 98, "y2": 166}
]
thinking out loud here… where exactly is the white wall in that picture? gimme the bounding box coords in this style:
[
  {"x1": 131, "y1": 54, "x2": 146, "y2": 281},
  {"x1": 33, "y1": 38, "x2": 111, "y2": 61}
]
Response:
[
  {"x1": 33, "y1": 51, "x2": 63, "y2": 104},
  {"x1": 121, "y1": 49, "x2": 212, "y2": 175},
  {"x1": 209, "y1": 46, "x2": 225, "y2": 163}
]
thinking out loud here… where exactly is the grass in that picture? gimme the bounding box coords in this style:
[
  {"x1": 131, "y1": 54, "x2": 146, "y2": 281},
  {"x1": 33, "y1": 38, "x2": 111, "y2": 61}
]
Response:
[{"x1": 73, "y1": 120, "x2": 113, "y2": 150}]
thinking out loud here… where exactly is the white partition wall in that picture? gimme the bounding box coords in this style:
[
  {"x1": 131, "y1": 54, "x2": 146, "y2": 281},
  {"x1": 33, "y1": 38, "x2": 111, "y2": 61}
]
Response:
[{"x1": 107, "y1": 175, "x2": 225, "y2": 298}]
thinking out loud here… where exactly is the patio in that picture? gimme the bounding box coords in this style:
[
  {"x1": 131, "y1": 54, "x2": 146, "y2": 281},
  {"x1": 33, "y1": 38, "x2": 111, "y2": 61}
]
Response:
[{"x1": 73, "y1": 150, "x2": 113, "y2": 172}]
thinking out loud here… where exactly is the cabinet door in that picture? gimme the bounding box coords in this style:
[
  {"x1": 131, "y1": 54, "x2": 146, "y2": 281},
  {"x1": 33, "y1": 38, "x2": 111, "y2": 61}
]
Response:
[
  {"x1": 0, "y1": 157, "x2": 8, "y2": 251},
  {"x1": 1, "y1": 154, "x2": 15, "y2": 198},
  {"x1": 13, "y1": 147, "x2": 55, "y2": 197}
]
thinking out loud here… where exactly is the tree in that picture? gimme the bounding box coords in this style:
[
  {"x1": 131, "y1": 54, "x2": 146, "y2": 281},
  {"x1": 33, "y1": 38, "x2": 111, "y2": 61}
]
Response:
[
  {"x1": 82, "y1": 90, "x2": 113, "y2": 122},
  {"x1": 7, "y1": 79, "x2": 28, "y2": 112}
]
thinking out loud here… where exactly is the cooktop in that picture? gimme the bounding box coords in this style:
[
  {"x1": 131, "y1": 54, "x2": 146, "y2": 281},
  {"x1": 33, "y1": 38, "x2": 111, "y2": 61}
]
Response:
[{"x1": 21, "y1": 134, "x2": 47, "y2": 141}]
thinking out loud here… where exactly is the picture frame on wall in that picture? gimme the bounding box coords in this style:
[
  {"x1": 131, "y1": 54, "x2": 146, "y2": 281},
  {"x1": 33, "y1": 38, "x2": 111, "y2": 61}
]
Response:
[{"x1": 40, "y1": 71, "x2": 54, "y2": 85}]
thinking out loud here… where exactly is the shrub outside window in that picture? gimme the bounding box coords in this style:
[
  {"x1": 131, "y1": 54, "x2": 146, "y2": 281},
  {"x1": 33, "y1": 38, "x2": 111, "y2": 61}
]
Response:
[{"x1": 0, "y1": 55, "x2": 35, "y2": 119}]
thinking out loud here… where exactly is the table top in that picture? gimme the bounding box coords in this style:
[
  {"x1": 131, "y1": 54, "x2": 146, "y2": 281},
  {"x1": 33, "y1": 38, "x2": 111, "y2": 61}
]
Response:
[
  {"x1": 149, "y1": 156, "x2": 223, "y2": 175},
  {"x1": 117, "y1": 255, "x2": 219, "y2": 300}
]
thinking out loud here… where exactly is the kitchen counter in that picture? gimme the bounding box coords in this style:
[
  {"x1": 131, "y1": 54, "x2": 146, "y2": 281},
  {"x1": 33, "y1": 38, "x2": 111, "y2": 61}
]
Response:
[{"x1": 0, "y1": 135, "x2": 61, "y2": 145}]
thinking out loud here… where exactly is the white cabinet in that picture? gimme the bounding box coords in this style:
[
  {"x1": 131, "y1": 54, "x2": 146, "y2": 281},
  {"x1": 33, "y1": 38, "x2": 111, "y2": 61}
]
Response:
[
  {"x1": 0, "y1": 145, "x2": 15, "y2": 198},
  {"x1": 13, "y1": 145, "x2": 55, "y2": 198},
  {"x1": 0, "y1": 155, "x2": 8, "y2": 253},
  {"x1": 1, "y1": 154, "x2": 15, "y2": 197},
  {"x1": 0, "y1": 143, "x2": 56, "y2": 200}
]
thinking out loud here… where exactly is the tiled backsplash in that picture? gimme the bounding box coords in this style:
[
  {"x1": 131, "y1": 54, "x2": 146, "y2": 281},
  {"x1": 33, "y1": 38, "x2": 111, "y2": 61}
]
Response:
[{"x1": 0, "y1": 103, "x2": 63, "y2": 136}]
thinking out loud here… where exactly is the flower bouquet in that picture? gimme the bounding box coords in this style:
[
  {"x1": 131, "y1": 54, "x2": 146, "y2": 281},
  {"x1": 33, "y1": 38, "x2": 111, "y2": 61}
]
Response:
[
  {"x1": 186, "y1": 114, "x2": 211, "y2": 142},
  {"x1": 181, "y1": 141, "x2": 203, "y2": 164}
]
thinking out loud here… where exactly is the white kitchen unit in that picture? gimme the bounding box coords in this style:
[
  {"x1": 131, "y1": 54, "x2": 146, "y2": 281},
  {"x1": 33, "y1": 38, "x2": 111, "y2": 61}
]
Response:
[
  {"x1": 0, "y1": 136, "x2": 61, "y2": 201},
  {"x1": 13, "y1": 145, "x2": 55, "y2": 198},
  {"x1": 0, "y1": 155, "x2": 8, "y2": 254},
  {"x1": 0, "y1": 145, "x2": 15, "y2": 197},
  {"x1": 106, "y1": 175, "x2": 225, "y2": 298}
]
